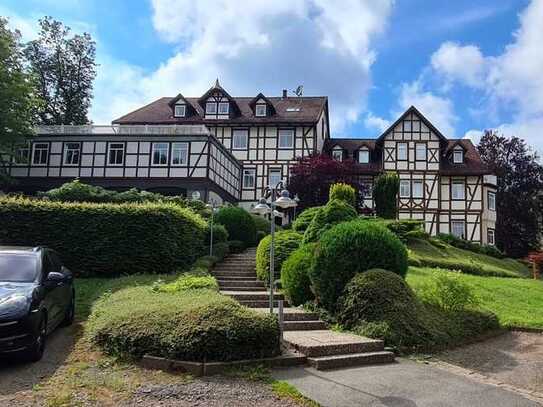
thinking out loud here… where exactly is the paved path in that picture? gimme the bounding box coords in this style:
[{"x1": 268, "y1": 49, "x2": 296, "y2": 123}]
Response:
[{"x1": 272, "y1": 358, "x2": 540, "y2": 407}]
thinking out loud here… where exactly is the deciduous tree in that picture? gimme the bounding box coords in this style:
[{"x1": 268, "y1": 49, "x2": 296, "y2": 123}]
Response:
[
  {"x1": 478, "y1": 131, "x2": 543, "y2": 257},
  {"x1": 24, "y1": 17, "x2": 97, "y2": 125}
]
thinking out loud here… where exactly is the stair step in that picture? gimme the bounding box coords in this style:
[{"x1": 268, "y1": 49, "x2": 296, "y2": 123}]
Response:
[
  {"x1": 283, "y1": 320, "x2": 328, "y2": 331},
  {"x1": 308, "y1": 351, "x2": 395, "y2": 370},
  {"x1": 217, "y1": 280, "x2": 264, "y2": 288},
  {"x1": 219, "y1": 286, "x2": 267, "y2": 292},
  {"x1": 283, "y1": 330, "x2": 384, "y2": 357},
  {"x1": 223, "y1": 291, "x2": 285, "y2": 301},
  {"x1": 214, "y1": 275, "x2": 259, "y2": 281},
  {"x1": 237, "y1": 300, "x2": 290, "y2": 308},
  {"x1": 251, "y1": 308, "x2": 321, "y2": 322},
  {"x1": 213, "y1": 272, "x2": 257, "y2": 277}
]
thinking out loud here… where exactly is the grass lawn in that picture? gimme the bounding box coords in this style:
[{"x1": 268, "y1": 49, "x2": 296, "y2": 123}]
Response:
[
  {"x1": 407, "y1": 267, "x2": 543, "y2": 329},
  {"x1": 408, "y1": 238, "x2": 529, "y2": 278}
]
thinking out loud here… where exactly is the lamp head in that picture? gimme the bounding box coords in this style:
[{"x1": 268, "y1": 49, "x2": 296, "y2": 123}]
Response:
[
  {"x1": 251, "y1": 198, "x2": 271, "y2": 215},
  {"x1": 274, "y1": 189, "x2": 297, "y2": 208}
]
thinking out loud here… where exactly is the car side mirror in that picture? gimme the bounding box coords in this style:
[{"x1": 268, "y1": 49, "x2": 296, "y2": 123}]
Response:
[{"x1": 46, "y1": 271, "x2": 65, "y2": 284}]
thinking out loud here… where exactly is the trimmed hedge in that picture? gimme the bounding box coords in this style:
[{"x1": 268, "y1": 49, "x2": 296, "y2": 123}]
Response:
[
  {"x1": 373, "y1": 172, "x2": 399, "y2": 219},
  {"x1": 87, "y1": 287, "x2": 280, "y2": 362},
  {"x1": 256, "y1": 230, "x2": 303, "y2": 285},
  {"x1": 215, "y1": 206, "x2": 256, "y2": 247},
  {"x1": 252, "y1": 214, "x2": 272, "y2": 235},
  {"x1": 292, "y1": 206, "x2": 322, "y2": 233},
  {"x1": 329, "y1": 183, "x2": 356, "y2": 207},
  {"x1": 303, "y1": 199, "x2": 357, "y2": 243},
  {"x1": 207, "y1": 224, "x2": 229, "y2": 244},
  {"x1": 310, "y1": 220, "x2": 408, "y2": 311},
  {"x1": 0, "y1": 197, "x2": 207, "y2": 276},
  {"x1": 437, "y1": 233, "x2": 504, "y2": 258},
  {"x1": 281, "y1": 244, "x2": 315, "y2": 306}
]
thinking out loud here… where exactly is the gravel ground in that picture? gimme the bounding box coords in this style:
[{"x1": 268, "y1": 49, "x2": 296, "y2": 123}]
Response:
[
  {"x1": 436, "y1": 331, "x2": 543, "y2": 396},
  {"x1": 123, "y1": 376, "x2": 300, "y2": 407}
]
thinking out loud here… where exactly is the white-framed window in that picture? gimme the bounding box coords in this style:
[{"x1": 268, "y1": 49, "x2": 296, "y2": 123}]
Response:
[
  {"x1": 399, "y1": 180, "x2": 411, "y2": 198},
  {"x1": 268, "y1": 169, "x2": 282, "y2": 188},
  {"x1": 32, "y1": 143, "x2": 49, "y2": 166},
  {"x1": 332, "y1": 148, "x2": 343, "y2": 161},
  {"x1": 152, "y1": 142, "x2": 169, "y2": 166},
  {"x1": 397, "y1": 142, "x2": 408, "y2": 160},
  {"x1": 451, "y1": 179, "x2": 465, "y2": 200},
  {"x1": 412, "y1": 180, "x2": 424, "y2": 198},
  {"x1": 206, "y1": 102, "x2": 217, "y2": 114},
  {"x1": 451, "y1": 221, "x2": 465, "y2": 239},
  {"x1": 14, "y1": 145, "x2": 30, "y2": 165},
  {"x1": 108, "y1": 143, "x2": 125, "y2": 166},
  {"x1": 487, "y1": 229, "x2": 495, "y2": 245},
  {"x1": 218, "y1": 102, "x2": 229, "y2": 114},
  {"x1": 415, "y1": 143, "x2": 427, "y2": 161},
  {"x1": 171, "y1": 142, "x2": 188, "y2": 166},
  {"x1": 358, "y1": 148, "x2": 370, "y2": 164},
  {"x1": 255, "y1": 104, "x2": 267, "y2": 117},
  {"x1": 278, "y1": 129, "x2": 294, "y2": 148},
  {"x1": 453, "y1": 147, "x2": 464, "y2": 163},
  {"x1": 174, "y1": 104, "x2": 186, "y2": 117},
  {"x1": 63, "y1": 142, "x2": 81, "y2": 166},
  {"x1": 243, "y1": 169, "x2": 255, "y2": 188},
  {"x1": 232, "y1": 129, "x2": 248, "y2": 150},
  {"x1": 488, "y1": 191, "x2": 496, "y2": 211}
]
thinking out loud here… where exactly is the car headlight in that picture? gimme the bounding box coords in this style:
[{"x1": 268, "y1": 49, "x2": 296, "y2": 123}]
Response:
[{"x1": 0, "y1": 295, "x2": 30, "y2": 318}]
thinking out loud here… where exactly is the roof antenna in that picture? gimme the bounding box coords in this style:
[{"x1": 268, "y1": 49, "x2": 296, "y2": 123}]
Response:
[{"x1": 293, "y1": 85, "x2": 303, "y2": 97}]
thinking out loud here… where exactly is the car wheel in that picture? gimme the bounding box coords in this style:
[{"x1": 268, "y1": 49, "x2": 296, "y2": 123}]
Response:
[
  {"x1": 27, "y1": 316, "x2": 46, "y2": 362},
  {"x1": 62, "y1": 292, "x2": 75, "y2": 326}
]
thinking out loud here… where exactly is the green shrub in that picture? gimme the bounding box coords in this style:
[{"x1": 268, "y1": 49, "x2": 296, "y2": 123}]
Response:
[
  {"x1": 329, "y1": 183, "x2": 356, "y2": 207},
  {"x1": 193, "y1": 255, "x2": 219, "y2": 270},
  {"x1": 310, "y1": 220, "x2": 408, "y2": 311},
  {"x1": 417, "y1": 271, "x2": 479, "y2": 312},
  {"x1": 303, "y1": 199, "x2": 357, "y2": 243},
  {"x1": 438, "y1": 233, "x2": 504, "y2": 258},
  {"x1": 207, "y1": 224, "x2": 229, "y2": 244},
  {"x1": 228, "y1": 240, "x2": 246, "y2": 254},
  {"x1": 256, "y1": 230, "x2": 267, "y2": 243},
  {"x1": 0, "y1": 197, "x2": 206, "y2": 276},
  {"x1": 373, "y1": 172, "x2": 399, "y2": 219},
  {"x1": 256, "y1": 230, "x2": 303, "y2": 284},
  {"x1": 252, "y1": 214, "x2": 272, "y2": 235},
  {"x1": 211, "y1": 242, "x2": 230, "y2": 260},
  {"x1": 215, "y1": 207, "x2": 257, "y2": 247},
  {"x1": 281, "y1": 244, "x2": 315, "y2": 306},
  {"x1": 339, "y1": 269, "x2": 500, "y2": 350},
  {"x1": 87, "y1": 287, "x2": 280, "y2": 362},
  {"x1": 386, "y1": 220, "x2": 428, "y2": 242},
  {"x1": 158, "y1": 274, "x2": 219, "y2": 292},
  {"x1": 292, "y1": 206, "x2": 322, "y2": 233}
]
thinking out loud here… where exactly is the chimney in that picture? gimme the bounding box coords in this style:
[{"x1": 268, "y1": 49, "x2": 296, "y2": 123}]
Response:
[{"x1": 282, "y1": 89, "x2": 288, "y2": 99}]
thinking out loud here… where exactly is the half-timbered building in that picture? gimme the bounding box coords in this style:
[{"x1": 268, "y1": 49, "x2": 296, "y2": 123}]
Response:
[{"x1": 4, "y1": 84, "x2": 495, "y2": 244}]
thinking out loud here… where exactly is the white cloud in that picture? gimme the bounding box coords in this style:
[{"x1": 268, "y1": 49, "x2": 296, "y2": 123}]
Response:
[
  {"x1": 430, "y1": 42, "x2": 486, "y2": 88},
  {"x1": 364, "y1": 112, "x2": 389, "y2": 133},
  {"x1": 397, "y1": 81, "x2": 457, "y2": 137}
]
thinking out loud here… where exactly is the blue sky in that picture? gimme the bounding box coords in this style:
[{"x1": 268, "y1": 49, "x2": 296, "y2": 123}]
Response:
[{"x1": 2, "y1": 0, "x2": 542, "y2": 152}]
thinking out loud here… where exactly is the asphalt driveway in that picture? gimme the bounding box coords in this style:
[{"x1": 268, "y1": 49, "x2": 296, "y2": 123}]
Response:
[{"x1": 272, "y1": 358, "x2": 542, "y2": 407}]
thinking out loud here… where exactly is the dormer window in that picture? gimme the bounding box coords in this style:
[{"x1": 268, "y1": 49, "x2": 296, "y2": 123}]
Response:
[
  {"x1": 332, "y1": 147, "x2": 343, "y2": 161},
  {"x1": 358, "y1": 147, "x2": 369, "y2": 164},
  {"x1": 255, "y1": 104, "x2": 267, "y2": 117},
  {"x1": 174, "y1": 104, "x2": 186, "y2": 117},
  {"x1": 206, "y1": 102, "x2": 217, "y2": 114},
  {"x1": 218, "y1": 102, "x2": 229, "y2": 114},
  {"x1": 453, "y1": 147, "x2": 464, "y2": 163}
]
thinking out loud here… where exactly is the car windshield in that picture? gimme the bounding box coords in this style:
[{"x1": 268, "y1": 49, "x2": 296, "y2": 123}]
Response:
[{"x1": 0, "y1": 254, "x2": 38, "y2": 283}]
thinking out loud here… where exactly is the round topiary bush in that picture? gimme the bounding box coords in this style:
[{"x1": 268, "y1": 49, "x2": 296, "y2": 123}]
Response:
[
  {"x1": 256, "y1": 230, "x2": 303, "y2": 284},
  {"x1": 281, "y1": 244, "x2": 316, "y2": 306},
  {"x1": 292, "y1": 206, "x2": 322, "y2": 233},
  {"x1": 215, "y1": 206, "x2": 256, "y2": 247},
  {"x1": 310, "y1": 220, "x2": 408, "y2": 311},
  {"x1": 303, "y1": 199, "x2": 357, "y2": 243},
  {"x1": 207, "y1": 223, "x2": 229, "y2": 244},
  {"x1": 251, "y1": 214, "x2": 272, "y2": 235},
  {"x1": 337, "y1": 269, "x2": 432, "y2": 347},
  {"x1": 329, "y1": 183, "x2": 356, "y2": 207}
]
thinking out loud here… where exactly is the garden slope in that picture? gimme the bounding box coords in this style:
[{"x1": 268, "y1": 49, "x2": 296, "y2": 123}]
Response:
[
  {"x1": 407, "y1": 267, "x2": 543, "y2": 329},
  {"x1": 408, "y1": 239, "x2": 529, "y2": 278}
]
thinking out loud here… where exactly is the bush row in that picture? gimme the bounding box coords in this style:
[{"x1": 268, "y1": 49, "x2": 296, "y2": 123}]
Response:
[
  {"x1": 0, "y1": 197, "x2": 207, "y2": 276},
  {"x1": 437, "y1": 233, "x2": 504, "y2": 258}
]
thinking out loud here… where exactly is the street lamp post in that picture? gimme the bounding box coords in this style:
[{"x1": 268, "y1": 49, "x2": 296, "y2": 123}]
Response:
[
  {"x1": 252, "y1": 181, "x2": 298, "y2": 314},
  {"x1": 206, "y1": 199, "x2": 219, "y2": 257}
]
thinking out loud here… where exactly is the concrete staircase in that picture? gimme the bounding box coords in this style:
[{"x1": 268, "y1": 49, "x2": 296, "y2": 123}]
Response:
[{"x1": 213, "y1": 248, "x2": 395, "y2": 370}]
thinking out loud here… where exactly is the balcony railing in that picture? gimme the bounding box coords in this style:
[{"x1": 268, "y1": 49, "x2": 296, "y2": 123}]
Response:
[{"x1": 35, "y1": 124, "x2": 211, "y2": 136}]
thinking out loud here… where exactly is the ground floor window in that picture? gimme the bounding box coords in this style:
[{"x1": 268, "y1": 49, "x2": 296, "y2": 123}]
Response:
[
  {"x1": 487, "y1": 228, "x2": 495, "y2": 245},
  {"x1": 243, "y1": 169, "x2": 255, "y2": 188},
  {"x1": 268, "y1": 169, "x2": 282, "y2": 188},
  {"x1": 399, "y1": 180, "x2": 410, "y2": 198},
  {"x1": 451, "y1": 220, "x2": 465, "y2": 239}
]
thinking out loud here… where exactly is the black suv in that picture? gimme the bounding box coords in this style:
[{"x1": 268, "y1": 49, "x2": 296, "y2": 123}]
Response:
[{"x1": 0, "y1": 247, "x2": 75, "y2": 362}]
